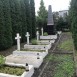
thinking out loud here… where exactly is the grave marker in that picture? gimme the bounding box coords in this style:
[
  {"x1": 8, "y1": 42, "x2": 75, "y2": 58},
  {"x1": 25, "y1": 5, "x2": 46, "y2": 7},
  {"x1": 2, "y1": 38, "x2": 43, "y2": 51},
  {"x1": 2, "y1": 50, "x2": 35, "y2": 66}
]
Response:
[
  {"x1": 15, "y1": 33, "x2": 21, "y2": 51},
  {"x1": 41, "y1": 27, "x2": 44, "y2": 36},
  {"x1": 36, "y1": 31, "x2": 39, "y2": 41},
  {"x1": 25, "y1": 32, "x2": 30, "y2": 45}
]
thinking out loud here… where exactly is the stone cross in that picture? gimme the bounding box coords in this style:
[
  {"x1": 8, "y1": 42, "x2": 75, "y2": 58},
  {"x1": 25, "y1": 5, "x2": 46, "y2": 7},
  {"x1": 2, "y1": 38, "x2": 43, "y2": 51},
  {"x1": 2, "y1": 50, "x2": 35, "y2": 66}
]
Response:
[
  {"x1": 36, "y1": 31, "x2": 39, "y2": 41},
  {"x1": 15, "y1": 33, "x2": 21, "y2": 51},
  {"x1": 25, "y1": 32, "x2": 30, "y2": 45},
  {"x1": 41, "y1": 27, "x2": 43, "y2": 36}
]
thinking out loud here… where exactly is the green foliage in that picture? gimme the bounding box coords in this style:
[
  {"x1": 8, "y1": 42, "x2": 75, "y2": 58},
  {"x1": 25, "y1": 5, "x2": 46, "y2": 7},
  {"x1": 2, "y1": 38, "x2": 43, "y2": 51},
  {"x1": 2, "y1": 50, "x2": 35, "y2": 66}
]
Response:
[
  {"x1": 53, "y1": 12, "x2": 70, "y2": 32},
  {"x1": 30, "y1": 0, "x2": 36, "y2": 38},
  {"x1": 3, "y1": 0, "x2": 13, "y2": 48},
  {"x1": 54, "y1": 55, "x2": 75, "y2": 77},
  {"x1": 58, "y1": 39, "x2": 73, "y2": 51},
  {"x1": 45, "y1": 54, "x2": 53, "y2": 61},
  {"x1": 0, "y1": 0, "x2": 6, "y2": 50},
  {"x1": 43, "y1": 32, "x2": 48, "y2": 36},
  {"x1": 0, "y1": 0, "x2": 36, "y2": 50},
  {"x1": 9, "y1": 0, "x2": 22, "y2": 44},
  {"x1": 0, "y1": 65, "x2": 25, "y2": 76},
  {"x1": 31, "y1": 39, "x2": 38, "y2": 45},
  {"x1": 24, "y1": 0, "x2": 32, "y2": 38},
  {"x1": 69, "y1": 0, "x2": 77, "y2": 50},
  {"x1": 56, "y1": 17, "x2": 66, "y2": 31},
  {"x1": 37, "y1": 0, "x2": 48, "y2": 31},
  {"x1": 0, "y1": 55, "x2": 5, "y2": 66},
  {"x1": 20, "y1": 0, "x2": 27, "y2": 42},
  {"x1": 0, "y1": 0, "x2": 13, "y2": 50}
]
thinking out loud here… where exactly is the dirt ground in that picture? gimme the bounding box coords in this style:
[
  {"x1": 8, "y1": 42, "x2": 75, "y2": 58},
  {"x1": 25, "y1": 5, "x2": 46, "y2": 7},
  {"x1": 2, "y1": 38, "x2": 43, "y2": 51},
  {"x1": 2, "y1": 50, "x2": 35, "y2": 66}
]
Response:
[{"x1": 0, "y1": 43, "x2": 25, "y2": 56}]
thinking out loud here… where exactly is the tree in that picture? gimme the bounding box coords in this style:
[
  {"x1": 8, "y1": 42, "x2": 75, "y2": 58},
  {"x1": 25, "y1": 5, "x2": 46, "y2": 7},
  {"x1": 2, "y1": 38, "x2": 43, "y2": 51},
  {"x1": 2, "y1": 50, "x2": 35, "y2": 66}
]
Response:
[
  {"x1": 24, "y1": 0, "x2": 32, "y2": 38},
  {"x1": 20, "y1": 0, "x2": 27, "y2": 42},
  {"x1": 56, "y1": 17, "x2": 65, "y2": 31},
  {"x1": 9, "y1": 0, "x2": 22, "y2": 44},
  {"x1": 37, "y1": 0, "x2": 47, "y2": 29},
  {"x1": 0, "y1": 0, "x2": 13, "y2": 50},
  {"x1": 0, "y1": 0, "x2": 6, "y2": 50},
  {"x1": 30, "y1": 0, "x2": 36, "y2": 38},
  {"x1": 3, "y1": 0, "x2": 13, "y2": 48},
  {"x1": 69, "y1": 0, "x2": 77, "y2": 50}
]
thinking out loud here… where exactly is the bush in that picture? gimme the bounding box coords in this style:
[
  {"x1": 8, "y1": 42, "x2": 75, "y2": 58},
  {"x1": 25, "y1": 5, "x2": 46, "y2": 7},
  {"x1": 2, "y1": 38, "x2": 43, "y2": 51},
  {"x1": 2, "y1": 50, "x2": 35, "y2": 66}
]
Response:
[
  {"x1": 31, "y1": 39, "x2": 37, "y2": 45},
  {"x1": 44, "y1": 32, "x2": 48, "y2": 36},
  {"x1": 0, "y1": 55, "x2": 5, "y2": 66}
]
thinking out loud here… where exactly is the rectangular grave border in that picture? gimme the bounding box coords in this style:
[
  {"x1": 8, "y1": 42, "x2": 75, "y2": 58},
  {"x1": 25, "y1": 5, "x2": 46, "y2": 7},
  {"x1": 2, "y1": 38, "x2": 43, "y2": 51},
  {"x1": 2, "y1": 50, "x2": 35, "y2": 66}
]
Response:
[{"x1": 0, "y1": 64, "x2": 34, "y2": 77}]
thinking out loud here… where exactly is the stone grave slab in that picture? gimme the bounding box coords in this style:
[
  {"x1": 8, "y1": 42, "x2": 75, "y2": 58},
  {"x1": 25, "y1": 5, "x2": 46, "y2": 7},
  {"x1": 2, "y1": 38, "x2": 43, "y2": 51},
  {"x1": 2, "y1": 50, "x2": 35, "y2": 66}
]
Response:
[
  {"x1": 24, "y1": 44, "x2": 51, "y2": 50},
  {"x1": 40, "y1": 34, "x2": 57, "y2": 40},
  {"x1": 5, "y1": 55, "x2": 43, "y2": 68},
  {"x1": 38, "y1": 40, "x2": 55, "y2": 45},
  {"x1": 13, "y1": 50, "x2": 48, "y2": 58}
]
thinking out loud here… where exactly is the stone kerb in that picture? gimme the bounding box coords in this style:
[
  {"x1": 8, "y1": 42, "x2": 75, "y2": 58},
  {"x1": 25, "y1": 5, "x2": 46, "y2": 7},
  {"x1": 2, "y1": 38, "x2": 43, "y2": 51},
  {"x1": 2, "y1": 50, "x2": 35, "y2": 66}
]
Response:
[{"x1": 0, "y1": 64, "x2": 34, "y2": 77}]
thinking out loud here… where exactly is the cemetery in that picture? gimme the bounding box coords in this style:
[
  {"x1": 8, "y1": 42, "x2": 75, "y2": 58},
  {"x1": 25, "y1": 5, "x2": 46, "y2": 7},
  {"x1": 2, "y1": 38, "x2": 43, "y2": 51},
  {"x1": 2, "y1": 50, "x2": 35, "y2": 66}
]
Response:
[{"x1": 0, "y1": 0, "x2": 77, "y2": 77}]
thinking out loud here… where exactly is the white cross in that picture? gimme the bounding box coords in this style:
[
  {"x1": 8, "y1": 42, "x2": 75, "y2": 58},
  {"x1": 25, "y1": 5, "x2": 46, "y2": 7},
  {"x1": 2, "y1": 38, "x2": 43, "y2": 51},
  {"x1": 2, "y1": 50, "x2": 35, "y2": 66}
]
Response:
[
  {"x1": 36, "y1": 31, "x2": 39, "y2": 41},
  {"x1": 25, "y1": 32, "x2": 30, "y2": 45},
  {"x1": 41, "y1": 27, "x2": 43, "y2": 36},
  {"x1": 15, "y1": 33, "x2": 21, "y2": 51}
]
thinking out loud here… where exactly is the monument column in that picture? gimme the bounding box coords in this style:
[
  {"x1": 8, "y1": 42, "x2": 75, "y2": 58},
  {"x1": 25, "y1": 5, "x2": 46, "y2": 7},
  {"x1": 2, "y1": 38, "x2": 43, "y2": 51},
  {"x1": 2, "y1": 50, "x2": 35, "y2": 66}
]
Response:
[{"x1": 45, "y1": 5, "x2": 55, "y2": 35}]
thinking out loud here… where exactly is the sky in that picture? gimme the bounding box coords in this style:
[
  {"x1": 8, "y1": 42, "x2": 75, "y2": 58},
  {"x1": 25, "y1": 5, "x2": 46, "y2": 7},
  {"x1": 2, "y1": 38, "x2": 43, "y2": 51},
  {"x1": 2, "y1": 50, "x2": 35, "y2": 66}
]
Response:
[{"x1": 35, "y1": 0, "x2": 71, "y2": 14}]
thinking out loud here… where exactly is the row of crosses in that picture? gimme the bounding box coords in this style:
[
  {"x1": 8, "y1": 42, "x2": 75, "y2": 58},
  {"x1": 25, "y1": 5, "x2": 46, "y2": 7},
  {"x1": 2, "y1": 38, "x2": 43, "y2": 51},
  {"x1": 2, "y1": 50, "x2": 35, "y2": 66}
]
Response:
[{"x1": 15, "y1": 28, "x2": 44, "y2": 51}]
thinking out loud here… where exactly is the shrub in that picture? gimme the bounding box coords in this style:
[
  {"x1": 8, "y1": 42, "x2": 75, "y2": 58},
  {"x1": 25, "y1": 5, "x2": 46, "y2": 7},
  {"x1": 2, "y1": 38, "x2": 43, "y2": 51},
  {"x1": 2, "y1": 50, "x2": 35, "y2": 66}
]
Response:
[
  {"x1": 31, "y1": 39, "x2": 37, "y2": 45},
  {"x1": 0, "y1": 55, "x2": 5, "y2": 66},
  {"x1": 44, "y1": 32, "x2": 48, "y2": 36}
]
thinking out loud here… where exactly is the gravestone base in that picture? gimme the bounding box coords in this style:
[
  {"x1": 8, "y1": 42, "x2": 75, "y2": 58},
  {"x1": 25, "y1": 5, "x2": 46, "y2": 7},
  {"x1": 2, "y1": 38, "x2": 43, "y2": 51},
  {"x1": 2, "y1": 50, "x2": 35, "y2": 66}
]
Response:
[{"x1": 44, "y1": 25, "x2": 55, "y2": 35}]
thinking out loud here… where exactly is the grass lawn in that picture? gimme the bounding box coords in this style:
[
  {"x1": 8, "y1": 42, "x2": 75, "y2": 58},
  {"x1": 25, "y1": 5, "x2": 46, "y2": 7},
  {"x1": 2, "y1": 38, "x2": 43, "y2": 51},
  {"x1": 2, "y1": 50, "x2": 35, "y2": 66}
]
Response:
[
  {"x1": 20, "y1": 49, "x2": 46, "y2": 52},
  {"x1": 58, "y1": 39, "x2": 74, "y2": 51},
  {"x1": 0, "y1": 65, "x2": 25, "y2": 76},
  {"x1": 58, "y1": 32, "x2": 74, "y2": 51},
  {"x1": 54, "y1": 54, "x2": 75, "y2": 77},
  {"x1": 46, "y1": 54, "x2": 75, "y2": 77}
]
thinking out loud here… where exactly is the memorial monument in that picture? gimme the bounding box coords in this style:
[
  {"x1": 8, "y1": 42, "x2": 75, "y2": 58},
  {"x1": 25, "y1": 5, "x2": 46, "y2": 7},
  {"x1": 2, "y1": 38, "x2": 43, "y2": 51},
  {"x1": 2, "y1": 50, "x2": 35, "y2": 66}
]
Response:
[{"x1": 45, "y1": 5, "x2": 55, "y2": 35}]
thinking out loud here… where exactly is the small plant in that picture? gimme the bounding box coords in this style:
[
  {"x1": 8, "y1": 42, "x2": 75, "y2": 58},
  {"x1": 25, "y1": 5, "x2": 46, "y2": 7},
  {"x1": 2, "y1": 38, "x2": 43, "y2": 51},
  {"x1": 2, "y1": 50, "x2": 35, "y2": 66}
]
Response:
[
  {"x1": 44, "y1": 32, "x2": 48, "y2": 36},
  {"x1": 31, "y1": 39, "x2": 38, "y2": 45},
  {"x1": 0, "y1": 55, "x2": 5, "y2": 66}
]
